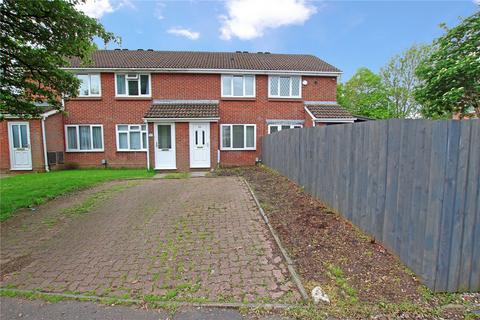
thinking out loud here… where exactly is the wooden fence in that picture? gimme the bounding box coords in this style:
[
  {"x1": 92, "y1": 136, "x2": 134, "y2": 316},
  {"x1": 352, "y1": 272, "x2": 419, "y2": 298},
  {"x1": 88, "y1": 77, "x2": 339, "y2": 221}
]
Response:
[{"x1": 262, "y1": 119, "x2": 479, "y2": 292}]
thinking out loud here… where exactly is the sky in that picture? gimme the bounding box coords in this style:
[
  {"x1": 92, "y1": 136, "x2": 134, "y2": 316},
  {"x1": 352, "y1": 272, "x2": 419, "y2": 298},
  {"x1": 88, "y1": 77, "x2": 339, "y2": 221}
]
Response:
[{"x1": 77, "y1": 0, "x2": 479, "y2": 81}]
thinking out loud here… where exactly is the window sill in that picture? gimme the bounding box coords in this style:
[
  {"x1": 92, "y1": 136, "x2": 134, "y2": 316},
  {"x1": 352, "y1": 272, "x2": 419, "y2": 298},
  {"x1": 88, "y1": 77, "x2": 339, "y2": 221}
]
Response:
[
  {"x1": 65, "y1": 150, "x2": 104, "y2": 153},
  {"x1": 221, "y1": 97, "x2": 256, "y2": 101},
  {"x1": 115, "y1": 96, "x2": 152, "y2": 101},
  {"x1": 116, "y1": 150, "x2": 147, "y2": 153},
  {"x1": 267, "y1": 98, "x2": 302, "y2": 102},
  {"x1": 220, "y1": 149, "x2": 257, "y2": 152}
]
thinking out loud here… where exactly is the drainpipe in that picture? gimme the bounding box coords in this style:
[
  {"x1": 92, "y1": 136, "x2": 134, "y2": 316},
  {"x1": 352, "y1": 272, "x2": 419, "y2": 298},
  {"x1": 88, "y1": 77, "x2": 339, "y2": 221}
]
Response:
[
  {"x1": 144, "y1": 119, "x2": 150, "y2": 170},
  {"x1": 41, "y1": 116, "x2": 49, "y2": 172}
]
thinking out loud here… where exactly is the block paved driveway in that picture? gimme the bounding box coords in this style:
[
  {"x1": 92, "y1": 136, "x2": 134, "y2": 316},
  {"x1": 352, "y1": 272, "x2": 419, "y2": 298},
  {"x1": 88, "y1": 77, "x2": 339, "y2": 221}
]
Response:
[{"x1": 1, "y1": 177, "x2": 299, "y2": 303}]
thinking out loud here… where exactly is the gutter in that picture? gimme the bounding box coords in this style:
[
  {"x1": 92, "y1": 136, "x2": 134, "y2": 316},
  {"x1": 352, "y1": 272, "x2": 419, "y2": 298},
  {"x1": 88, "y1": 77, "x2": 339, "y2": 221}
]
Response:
[
  {"x1": 41, "y1": 116, "x2": 49, "y2": 172},
  {"x1": 143, "y1": 117, "x2": 220, "y2": 122}
]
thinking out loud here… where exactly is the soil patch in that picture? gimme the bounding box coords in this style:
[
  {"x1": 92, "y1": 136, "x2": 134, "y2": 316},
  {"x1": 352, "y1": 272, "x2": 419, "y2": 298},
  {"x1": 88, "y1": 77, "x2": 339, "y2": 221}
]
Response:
[{"x1": 215, "y1": 166, "x2": 479, "y2": 319}]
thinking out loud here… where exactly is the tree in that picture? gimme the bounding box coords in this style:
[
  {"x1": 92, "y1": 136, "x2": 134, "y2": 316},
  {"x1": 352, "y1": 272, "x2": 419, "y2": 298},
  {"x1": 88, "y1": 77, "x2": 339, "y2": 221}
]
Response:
[
  {"x1": 0, "y1": 0, "x2": 117, "y2": 118},
  {"x1": 415, "y1": 12, "x2": 480, "y2": 119},
  {"x1": 337, "y1": 67, "x2": 392, "y2": 119},
  {"x1": 380, "y1": 44, "x2": 431, "y2": 118}
]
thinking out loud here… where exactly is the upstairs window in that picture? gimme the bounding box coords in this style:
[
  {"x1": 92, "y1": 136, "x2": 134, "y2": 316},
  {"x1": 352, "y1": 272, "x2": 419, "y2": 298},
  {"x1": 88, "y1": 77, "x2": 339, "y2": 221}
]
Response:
[
  {"x1": 115, "y1": 73, "x2": 150, "y2": 97},
  {"x1": 76, "y1": 74, "x2": 101, "y2": 97},
  {"x1": 116, "y1": 124, "x2": 147, "y2": 151},
  {"x1": 268, "y1": 76, "x2": 301, "y2": 98},
  {"x1": 221, "y1": 75, "x2": 255, "y2": 97}
]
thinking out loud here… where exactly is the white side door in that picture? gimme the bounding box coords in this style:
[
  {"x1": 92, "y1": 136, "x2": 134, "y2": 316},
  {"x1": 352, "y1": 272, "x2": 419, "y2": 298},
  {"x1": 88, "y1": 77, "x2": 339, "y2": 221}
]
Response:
[
  {"x1": 8, "y1": 122, "x2": 32, "y2": 170},
  {"x1": 154, "y1": 123, "x2": 176, "y2": 169},
  {"x1": 189, "y1": 123, "x2": 210, "y2": 168}
]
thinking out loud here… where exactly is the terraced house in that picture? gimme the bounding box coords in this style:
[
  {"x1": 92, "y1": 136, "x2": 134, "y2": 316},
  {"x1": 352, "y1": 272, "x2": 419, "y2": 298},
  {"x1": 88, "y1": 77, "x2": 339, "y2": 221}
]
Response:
[{"x1": 1, "y1": 50, "x2": 356, "y2": 172}]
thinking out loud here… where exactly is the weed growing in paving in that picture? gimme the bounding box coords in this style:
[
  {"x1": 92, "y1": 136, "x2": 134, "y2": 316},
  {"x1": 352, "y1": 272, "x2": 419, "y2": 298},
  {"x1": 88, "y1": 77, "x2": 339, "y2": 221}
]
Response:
[{"x1": 162, "y1": 172, "x2": 191, "y2": 179}]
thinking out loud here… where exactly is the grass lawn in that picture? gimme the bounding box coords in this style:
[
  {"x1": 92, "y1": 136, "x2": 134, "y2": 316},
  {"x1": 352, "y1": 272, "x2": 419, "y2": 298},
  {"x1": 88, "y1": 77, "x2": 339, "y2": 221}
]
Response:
[{"x1": 0, "y1": 169, "x2": 154, "y2": 221}]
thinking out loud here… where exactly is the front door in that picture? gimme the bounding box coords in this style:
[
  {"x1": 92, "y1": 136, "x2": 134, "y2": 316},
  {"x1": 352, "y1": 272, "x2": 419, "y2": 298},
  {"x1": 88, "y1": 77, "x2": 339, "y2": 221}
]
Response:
[
  {"x1": 189, "y1": 123, "x2": 210, "y2": 168},
  {"x1": 154, "y1": 123, "x2": 176, "y2": 169},
  {"x1": 8, "y1": 122, "x2": 32, "y2": 170}
]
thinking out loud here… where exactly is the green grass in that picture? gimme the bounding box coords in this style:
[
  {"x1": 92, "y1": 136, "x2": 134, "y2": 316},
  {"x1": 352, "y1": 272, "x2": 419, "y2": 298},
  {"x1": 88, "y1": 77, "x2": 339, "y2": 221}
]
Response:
[
  {"x1": 0, "y1": 168, "x2": 154, "y2": 221},
  {"x1": 162, "y1": 172, "x2": 191, "y2": 179}
]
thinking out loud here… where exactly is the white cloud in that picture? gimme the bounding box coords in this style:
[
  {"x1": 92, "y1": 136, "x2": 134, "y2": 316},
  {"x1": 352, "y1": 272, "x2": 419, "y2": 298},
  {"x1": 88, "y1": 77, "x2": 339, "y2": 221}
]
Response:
[
  {"x1": 154, "y1": 2, "x2": 165, "y2": 20},
  {"x1": 76, "y1": 0, "x2": 135, "y2": 19},
  {"x1": 219, "y1": 0, "x2": 317, "y2": 40},
  {"x1": 167, "y1": 27, "x2": 200, "y2": 40}
]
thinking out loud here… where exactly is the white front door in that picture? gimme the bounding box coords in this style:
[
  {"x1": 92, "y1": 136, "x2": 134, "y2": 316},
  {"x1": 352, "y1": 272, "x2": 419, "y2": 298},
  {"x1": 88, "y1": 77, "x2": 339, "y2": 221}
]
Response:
[
  {"x1": 189, "y1": 123, "x2": 210, "y2": 168},
  {"x1": 154, "y1": 123, "x2": 176, "y2": 169},
  {"x1": 8, "y1": 122, "x2": 32, "y2": 170}
]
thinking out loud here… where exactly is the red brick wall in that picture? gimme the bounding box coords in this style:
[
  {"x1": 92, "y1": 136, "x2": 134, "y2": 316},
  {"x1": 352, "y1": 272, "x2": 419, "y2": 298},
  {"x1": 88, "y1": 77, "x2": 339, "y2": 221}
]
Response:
[
  {"x1": 45, "y1": 113, "x2": 64, "y2": 153},
  {"x1": 63, "y1": 72, "x2": 336, "y2": 169},
  {"x1": 0, "y1": 119, "x2": 45, "y2": 173}
]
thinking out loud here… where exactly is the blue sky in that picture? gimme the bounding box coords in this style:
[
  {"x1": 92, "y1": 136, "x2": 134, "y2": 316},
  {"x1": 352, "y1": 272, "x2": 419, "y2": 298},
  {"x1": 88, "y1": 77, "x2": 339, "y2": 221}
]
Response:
[{"x1": 78, "y1": 0, "x2": 478, "y2": 81}]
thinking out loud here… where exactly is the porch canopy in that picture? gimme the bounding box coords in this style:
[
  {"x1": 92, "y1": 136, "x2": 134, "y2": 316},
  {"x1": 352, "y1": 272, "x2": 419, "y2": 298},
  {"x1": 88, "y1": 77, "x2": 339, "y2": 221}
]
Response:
[
  {"x1": 304, "y1": 101, "x2": 356, "y2": 123},
  {"x1": 144, "y1": 100, "x2": 219, "y2": 122}
]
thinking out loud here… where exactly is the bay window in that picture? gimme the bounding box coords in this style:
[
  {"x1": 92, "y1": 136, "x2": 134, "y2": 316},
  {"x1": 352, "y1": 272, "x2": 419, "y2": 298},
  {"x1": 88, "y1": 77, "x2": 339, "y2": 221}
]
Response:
[
  {"x1": 221, "y1": 75, "x2": 255, "y2": 97},
  {"x1": 221, "y1": 124, "x2": 256, "y2": 150},
  {"x1": 116, "y1": 124, "x2": 147, "y2": 151},
  {"x1": 76, "y1": 74, "x2": 101, "y2": 97},
  {"x1": 268, "y1": 76, "x2": 301, "y2": 98},
  {"x1": 115, "y1": 73, "x2": 151, "y2": 97},
  {"x1": 65, "y1": 125, "x2": 103, "y2": 152}
]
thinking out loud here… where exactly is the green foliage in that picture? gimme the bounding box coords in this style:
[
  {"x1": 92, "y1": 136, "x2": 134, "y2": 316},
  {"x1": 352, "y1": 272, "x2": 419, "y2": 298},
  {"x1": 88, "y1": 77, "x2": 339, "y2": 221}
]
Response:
[
  {"x1": 337, "y1": 67, "x2": 392, "y2": 119},
  {"x1": 415, "y1": 12, "x2": 480, "y2": 119},
  {"x1": 0, "y1": 0, "x2": 118, "y2": 118},
  {"x1": 0, "y1": 169, "x2": 153, "y2": 220},
  {"x1": 380, "y1": 44, "x2": 432, "y2": 118}
]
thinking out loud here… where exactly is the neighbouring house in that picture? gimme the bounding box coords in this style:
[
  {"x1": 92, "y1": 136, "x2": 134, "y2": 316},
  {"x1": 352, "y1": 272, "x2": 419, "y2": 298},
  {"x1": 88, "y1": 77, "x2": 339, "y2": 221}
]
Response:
[{"x1": 0, "y1": 50, "x2": 356, "y2": 172}]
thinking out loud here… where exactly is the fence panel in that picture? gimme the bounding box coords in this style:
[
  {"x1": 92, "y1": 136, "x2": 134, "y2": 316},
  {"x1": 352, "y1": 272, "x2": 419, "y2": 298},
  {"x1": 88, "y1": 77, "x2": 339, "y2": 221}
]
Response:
[{"x1": 261, "y1": 119, "x2": 480, "y2": 292}]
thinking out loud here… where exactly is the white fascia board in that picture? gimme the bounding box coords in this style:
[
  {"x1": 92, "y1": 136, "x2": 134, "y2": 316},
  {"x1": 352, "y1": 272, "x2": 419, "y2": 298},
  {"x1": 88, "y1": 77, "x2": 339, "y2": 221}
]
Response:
[
  {"x1": 304, "y1": 106, "x2": 316, "y2": 120},
  {"x1": 314, "y1": 118, "x2": 357, "y2": 123},
  {"x1": 62, "y1": 67, "x2": 342, "y2": 77},
  {"x1": 143, "y1": 117, "x2": 219, "y2": 122},
  {"x1": 42, "y1": 109, "x2": 60, "y2": 118}
]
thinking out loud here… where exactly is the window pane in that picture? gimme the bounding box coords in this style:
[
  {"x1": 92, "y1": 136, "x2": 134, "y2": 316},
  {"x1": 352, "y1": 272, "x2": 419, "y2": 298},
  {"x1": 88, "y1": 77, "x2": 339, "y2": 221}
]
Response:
[
  {"x1": 128, "y1": 80, "x2": 139, "y2": 95},
  {"x1": 291, "y1": 77, "x2": 300, "y2": 97},
  {"x1": 140, "y1": 75, "x2": 149, "y2": 95},
  {"x1": 119, "y1": 132, "x2": 128, "y2": 149},
  {"x1": 158, "y1": 125, "x2": 171, "y2": 149},
  {"x1": 269, "y1": 126, "x2": 278, "y2": 134},
  {"x1": 11, "y1": 125, "x2": 19, "y2": 148},
  {"x1": 130, "y1": 125, "x2": 140, "y2": 130},
  {"x1": 92, "y1": 126, "x2": 102, "y2": 149},
  {"x1": 233, "y1": 76, "x2": 243, "y2": 96},
  {"x1": 222, "y1": 76, "x2": 232, "y2": 96},
  {"x1": 280, "y1": 77, "x2": 290, "y2": 96},
  {"x1": 141, "y1": 125, "x2": 146, "y2": 131},
  {"x1": 67, "y1": 127, "x2": 77, "y2": 150},
  {"x1": 269, "y1": 76, "x2": 278, "y2": 96},
  {"x1": 116, "y1": 75, "x2": 126, "y2": 94},
  {"x1": 20, "y1": 125, "x2": 28, "y2": 147},
  {"x1": 232, "y1": 125, "x2": 244, "y2": 148},
  {"x1": 246, "y1": 126, "x2": 255, "y2": 148},
  {"x1": 130, "y1": 132, "x2": 141, "y2": 150},
  {"x1": 281, "y1": 125, "x2": 291, "y2": 130},
  {"x1": 78, "y1": 74, "x2": 89, "y2": 96},
  {"x1": 90, "y1": 74, "x2": 100, "y2": 95},
  {"x1": 79, "y1": 126, "x2": 91, "y2": 150},
  {"x1": 118, "y1": 125, "x2": 128, "y2": 131},
  {"x1": 293, "y1": 125, "x2": 302, "y2": 129},
  {"x1": 222, "y1": 126, "x2": 231, "y2": 148},
  {"x1": 142, "y1": 132, "x2": 147, "y2": 149},
  {"x1": 244, "y1": 76, "x2": 254, "y2": 96}
]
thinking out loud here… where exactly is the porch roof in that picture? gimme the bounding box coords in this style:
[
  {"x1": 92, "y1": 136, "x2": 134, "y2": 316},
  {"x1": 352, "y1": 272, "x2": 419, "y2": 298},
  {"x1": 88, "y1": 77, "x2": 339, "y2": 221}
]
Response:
[
  {"x1": 144, "y1": 100, "x2": 219, "y2": 120},
  {"x1": 304, "y1": 102, "x2": 355, "y2": 120}
]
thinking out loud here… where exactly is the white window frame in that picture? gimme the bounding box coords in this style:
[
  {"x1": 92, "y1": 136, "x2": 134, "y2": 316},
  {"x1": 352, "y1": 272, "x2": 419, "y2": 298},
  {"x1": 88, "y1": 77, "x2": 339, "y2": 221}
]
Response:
[
  {"x1": 221, "y1": 75, "x2": 256, "y2": 98},
  {"x1": 65, "y1": 124, "x2": 104, "y2": 152},
  {"x1": 268, "y1": 75, "x2": 302, "y2": 98},
  {"x1": 115, "y1": 73, "x2": 151, "y2": 97},
  {"x1": 116, "y1": 124, "x2": 147, "y2": 152},
  {"x1": 76, "y1": 74, "x2": 101, "y2": 97},
  {"x1": 268, "y1": 124, "x2": 303, "y2": 134},
  {"x1": 220, "y1": 124, "x2": 256, "y2": 151}
]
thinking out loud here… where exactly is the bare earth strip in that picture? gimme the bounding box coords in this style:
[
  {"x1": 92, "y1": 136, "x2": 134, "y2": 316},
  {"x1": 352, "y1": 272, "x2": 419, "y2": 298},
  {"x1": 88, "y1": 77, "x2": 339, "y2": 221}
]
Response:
[{"x1": 0, "y1": 177, "x2": 300, "y2": 304}]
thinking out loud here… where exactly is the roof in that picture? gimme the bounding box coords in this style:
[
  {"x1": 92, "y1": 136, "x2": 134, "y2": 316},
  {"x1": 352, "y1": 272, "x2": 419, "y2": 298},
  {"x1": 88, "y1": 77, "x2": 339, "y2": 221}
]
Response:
[
  {"x1": 1, "y1": 102, "x2": 57, "y2": 119},
  {"x1": 144, "y1": 100, "x2": 219, "y2": 119},
  {"x1": 304, "y1": 102, "x2": 354, "y2": 119},
  {"x1": 68, "y1": 50, "x2": 341, "y2": 74}
]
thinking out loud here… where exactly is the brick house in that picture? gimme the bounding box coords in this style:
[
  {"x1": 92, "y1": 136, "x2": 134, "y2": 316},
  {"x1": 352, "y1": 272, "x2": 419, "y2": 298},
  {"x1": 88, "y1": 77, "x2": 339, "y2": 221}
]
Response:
[{"x1": 0, "y1": 50, "x2": 355, "y2": 172}]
